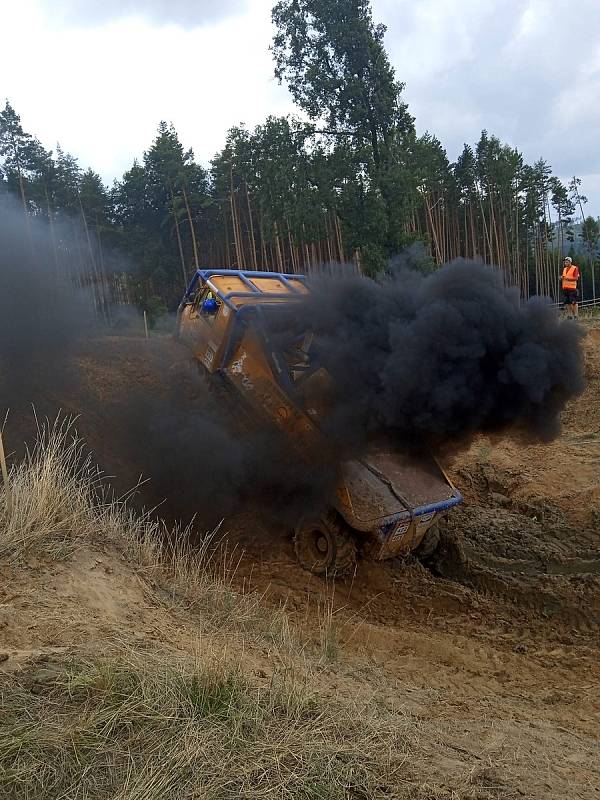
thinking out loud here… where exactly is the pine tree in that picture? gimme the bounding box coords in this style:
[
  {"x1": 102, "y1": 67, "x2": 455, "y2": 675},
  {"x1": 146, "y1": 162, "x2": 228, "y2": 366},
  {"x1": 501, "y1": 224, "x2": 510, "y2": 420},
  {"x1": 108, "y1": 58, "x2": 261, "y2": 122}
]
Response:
[
  {"x1": 272, "y1": 0, "x2": 416, "y2": 272},
  {"x1": 0, "y1": 101, "x2": 37, "y2": 212}
]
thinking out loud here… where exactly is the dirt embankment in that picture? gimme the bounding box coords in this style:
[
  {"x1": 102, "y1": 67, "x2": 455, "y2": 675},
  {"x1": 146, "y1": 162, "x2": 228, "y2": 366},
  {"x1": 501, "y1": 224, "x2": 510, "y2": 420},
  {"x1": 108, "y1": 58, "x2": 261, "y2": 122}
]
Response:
[
  {"x1": 443, "y1": 325, "x2": 600, "y2": 628},
  {"x1": 2, "y1": 322, "x2": 599, "y2": 798}
]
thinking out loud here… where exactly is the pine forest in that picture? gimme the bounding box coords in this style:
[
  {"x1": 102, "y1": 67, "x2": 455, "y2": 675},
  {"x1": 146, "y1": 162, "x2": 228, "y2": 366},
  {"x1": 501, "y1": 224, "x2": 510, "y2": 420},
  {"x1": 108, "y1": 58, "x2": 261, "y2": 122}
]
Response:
[{"x1": 1, "y1": 0, "x2": 599, "y2": 319}]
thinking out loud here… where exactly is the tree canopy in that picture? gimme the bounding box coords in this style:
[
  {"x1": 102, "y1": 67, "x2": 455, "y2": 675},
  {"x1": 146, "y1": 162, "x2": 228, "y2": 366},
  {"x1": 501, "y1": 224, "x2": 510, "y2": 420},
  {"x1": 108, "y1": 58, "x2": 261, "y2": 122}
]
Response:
[{"x1": 1, "y1": 0, "x2": 598, "y2": 311}]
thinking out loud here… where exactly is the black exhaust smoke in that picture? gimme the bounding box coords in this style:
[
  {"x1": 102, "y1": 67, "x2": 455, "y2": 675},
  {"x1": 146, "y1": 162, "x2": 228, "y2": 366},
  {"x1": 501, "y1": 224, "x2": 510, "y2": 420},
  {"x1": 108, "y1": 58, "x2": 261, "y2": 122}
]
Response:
[
  {"x1": 0, "y1": 198, "x2": 99, "y2": 408},
  {"x1": 292, "y1": 261, "x2": 586, "y2": 448},
  {"x1": 0, "y1": 195, "x2": 333, "y2": 524}
]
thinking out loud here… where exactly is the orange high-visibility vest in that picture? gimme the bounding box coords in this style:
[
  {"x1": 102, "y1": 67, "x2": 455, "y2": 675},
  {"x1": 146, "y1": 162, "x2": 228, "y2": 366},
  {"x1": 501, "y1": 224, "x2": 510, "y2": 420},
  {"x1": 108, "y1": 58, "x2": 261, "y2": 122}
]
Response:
[{"x1": 561, "y1": 265, "x2": 578, "y2": 290}]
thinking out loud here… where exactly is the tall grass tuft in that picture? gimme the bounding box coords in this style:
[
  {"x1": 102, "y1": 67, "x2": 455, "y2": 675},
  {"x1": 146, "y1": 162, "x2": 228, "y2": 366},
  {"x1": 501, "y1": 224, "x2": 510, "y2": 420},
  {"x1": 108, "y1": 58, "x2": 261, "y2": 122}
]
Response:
[
  {"x1": 0, "y1": 415, "x2": 104, "y2": 560},
  {"x1": 0, "y1": 415, "x2": 295, "y2": 649}
]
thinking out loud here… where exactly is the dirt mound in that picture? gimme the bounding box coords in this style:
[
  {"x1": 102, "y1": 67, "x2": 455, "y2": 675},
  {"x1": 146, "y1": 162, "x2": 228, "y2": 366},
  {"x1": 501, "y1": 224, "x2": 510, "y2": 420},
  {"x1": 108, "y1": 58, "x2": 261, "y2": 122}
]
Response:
[
  {"x1": 2, "y1": 321, "x2": 600, "y2": 797},
  {"x1": 442, "y1": 505, "x2": 600, "y2": 627},
  {"x1": 4, "y1": 533, "x2": 600, "y2": 799},
  {"x1": 410, "y1": 323, "x2": 600, "y2": 628}
]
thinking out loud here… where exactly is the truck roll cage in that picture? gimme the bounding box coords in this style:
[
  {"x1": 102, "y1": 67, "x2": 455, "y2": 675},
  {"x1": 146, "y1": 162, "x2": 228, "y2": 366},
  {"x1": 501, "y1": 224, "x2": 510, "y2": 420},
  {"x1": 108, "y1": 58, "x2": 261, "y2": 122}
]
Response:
[{"x1": 183, "y1": 269, "x2": 307, "y2": 312}]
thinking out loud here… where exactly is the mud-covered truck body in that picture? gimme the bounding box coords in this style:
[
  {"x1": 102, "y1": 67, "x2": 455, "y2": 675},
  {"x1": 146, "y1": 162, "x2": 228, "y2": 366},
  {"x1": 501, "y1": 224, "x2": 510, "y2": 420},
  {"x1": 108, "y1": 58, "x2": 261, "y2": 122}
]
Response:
[{"x1": 177, "y1": 269, "x2": 462, "y2": 575}]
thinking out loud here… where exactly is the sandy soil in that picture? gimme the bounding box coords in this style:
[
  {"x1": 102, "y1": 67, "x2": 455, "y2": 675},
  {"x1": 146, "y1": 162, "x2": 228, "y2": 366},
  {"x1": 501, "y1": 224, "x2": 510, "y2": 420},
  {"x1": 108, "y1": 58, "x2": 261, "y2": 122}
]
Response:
[{"x1": 2, "y1": 322, "x2": 599, "y2": 798}]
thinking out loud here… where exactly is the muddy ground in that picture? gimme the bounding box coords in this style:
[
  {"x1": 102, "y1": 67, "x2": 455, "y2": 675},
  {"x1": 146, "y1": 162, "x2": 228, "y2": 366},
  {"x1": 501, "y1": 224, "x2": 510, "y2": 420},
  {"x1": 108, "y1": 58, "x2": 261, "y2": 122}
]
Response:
[
  {"x1": 3, "y1": 322, "x2": 600, "y2": 635},
  {"x1": 2, "y1": 321, "x2": 600, "y2": 798}
]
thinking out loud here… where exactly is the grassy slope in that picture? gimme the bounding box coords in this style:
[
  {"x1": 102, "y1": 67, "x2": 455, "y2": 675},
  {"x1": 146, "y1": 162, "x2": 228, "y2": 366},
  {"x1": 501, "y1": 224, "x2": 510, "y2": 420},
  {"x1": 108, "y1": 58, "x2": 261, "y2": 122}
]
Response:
[
  {"x1": 0, "y1": 420, "x2": 409, "y2": 800},
  {"x1": 1, "y1": 418, "x2": 599, "y2": 799}
]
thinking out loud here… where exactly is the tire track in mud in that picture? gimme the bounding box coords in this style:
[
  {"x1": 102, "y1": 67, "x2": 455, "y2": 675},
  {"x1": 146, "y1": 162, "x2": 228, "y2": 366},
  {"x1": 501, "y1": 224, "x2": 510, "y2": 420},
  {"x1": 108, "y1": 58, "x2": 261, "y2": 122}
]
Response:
[
  {"x1": 437, "y1": 498, "x2": 600, "y2": 630},
  {"x1": 439, "y1": 325, "x2": 600, "y2": 633}
]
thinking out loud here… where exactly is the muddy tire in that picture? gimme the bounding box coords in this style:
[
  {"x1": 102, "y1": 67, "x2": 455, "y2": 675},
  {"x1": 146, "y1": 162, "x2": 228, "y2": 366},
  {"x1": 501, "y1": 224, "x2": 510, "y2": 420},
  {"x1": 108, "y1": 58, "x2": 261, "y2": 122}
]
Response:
[
  {"x1": 414, "y1": 522, "x2": 441, "y2": 562},
  {"x1": 427, "y1": 527, "x2": 468, "y2": 579},
  {"x1": 294, "y1": 512, "x2": 357, "y2": 577}
]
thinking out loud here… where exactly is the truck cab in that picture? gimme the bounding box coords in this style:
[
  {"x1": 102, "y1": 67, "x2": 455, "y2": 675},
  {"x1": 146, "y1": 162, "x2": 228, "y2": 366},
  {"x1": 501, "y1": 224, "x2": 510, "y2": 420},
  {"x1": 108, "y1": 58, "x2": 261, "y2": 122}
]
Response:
[{"x1": 177, "y1": 269, "x2": 462, "y2": 576}]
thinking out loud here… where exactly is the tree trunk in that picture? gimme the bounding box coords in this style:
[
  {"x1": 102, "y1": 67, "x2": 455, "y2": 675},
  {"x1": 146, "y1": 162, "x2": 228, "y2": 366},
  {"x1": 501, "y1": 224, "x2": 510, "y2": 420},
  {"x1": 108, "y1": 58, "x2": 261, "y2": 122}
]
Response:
[
  {"x1": 334, "y1": 215, "x2": 345, "y2": 262},
  {"x1": 245, "y1": 181, "x2": 258, "y2": 270},
  {"x1": 273, "y1": 221, "x2": 284, "y2": 271},
  {"x1": 230, "y1": 166, "x2": 244, "y2": 269},
  {"x1": 169, "y1": 183, "x2": 189, "y2": 287},
  {"x1": 44, "y1": 185, "x2": 60, "y2": 278},
  {"x1": 182, "y1": 183, "x2": 200, "y2": 270}
]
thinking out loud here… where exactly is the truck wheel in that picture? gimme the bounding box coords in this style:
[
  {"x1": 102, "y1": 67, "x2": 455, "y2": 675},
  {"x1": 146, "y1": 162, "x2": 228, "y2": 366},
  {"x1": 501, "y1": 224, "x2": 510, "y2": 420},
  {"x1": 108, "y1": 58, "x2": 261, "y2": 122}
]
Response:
[
  {"x1": 414, "y1": 522, "x2": 440, "y2": 562},
  {"x1": 416, "y1": 523, "x2": 468, "y2": 578},
  {"x1": 294, "y1": 513, "x2": 357, "y2": 577}
]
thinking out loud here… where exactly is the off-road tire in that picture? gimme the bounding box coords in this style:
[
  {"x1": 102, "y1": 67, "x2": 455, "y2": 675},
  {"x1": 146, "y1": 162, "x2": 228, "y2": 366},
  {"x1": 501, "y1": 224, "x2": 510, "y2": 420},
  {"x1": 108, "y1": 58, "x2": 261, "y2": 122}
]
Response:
[
  {"x1": 414, "y1": 522, "x2": 441, "y2": 562},
  {"x1": 427, "y1": 527, "x2": 468, "y2": 579},
  {"x1": 294, "y1": 512, "x2": 357, "y2": 577}
]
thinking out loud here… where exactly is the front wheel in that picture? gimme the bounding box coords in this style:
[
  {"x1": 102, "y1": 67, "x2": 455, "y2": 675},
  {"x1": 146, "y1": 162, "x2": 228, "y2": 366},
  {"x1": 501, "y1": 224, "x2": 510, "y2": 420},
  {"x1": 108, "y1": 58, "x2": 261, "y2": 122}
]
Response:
[{"x1": 294, "y1": 512, "x2": 357, "y2": 577}]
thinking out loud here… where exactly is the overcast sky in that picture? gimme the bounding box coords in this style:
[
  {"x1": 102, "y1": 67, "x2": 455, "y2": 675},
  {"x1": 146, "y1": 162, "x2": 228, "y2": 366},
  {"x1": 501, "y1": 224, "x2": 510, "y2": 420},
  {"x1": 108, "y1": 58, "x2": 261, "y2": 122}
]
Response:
[{"x1": 1, "y1": 0, "x2": 599, "y2": 214}]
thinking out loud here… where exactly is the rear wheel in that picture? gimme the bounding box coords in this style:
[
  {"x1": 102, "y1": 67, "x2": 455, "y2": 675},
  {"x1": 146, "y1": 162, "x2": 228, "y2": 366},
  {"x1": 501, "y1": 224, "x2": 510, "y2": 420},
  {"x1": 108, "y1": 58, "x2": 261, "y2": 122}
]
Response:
[
  {"x1": 414, "y1": 522, "x2": 441, "y2": 562},
  {"x1": 417, "y1": 522, "x2": 467, "y2": 578},
  {"x1": 294, "y1": 512, "x2": 357, "y2": 577}
]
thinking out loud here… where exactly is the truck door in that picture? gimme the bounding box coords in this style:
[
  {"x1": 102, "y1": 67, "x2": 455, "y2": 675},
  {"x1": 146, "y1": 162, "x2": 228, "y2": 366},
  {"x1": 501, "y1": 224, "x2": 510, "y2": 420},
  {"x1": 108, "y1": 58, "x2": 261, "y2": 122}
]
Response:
[{"x1": 179, "y1": 284, "x2": 230, "y2": 372}]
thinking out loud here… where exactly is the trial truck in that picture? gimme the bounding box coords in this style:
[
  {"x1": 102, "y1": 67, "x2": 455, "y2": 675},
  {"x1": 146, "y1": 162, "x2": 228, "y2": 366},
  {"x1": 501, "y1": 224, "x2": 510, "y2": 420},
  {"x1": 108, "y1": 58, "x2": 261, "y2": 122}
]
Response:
[{"x1": 177, "y1": 269, "x2": 462, "y2": 575}]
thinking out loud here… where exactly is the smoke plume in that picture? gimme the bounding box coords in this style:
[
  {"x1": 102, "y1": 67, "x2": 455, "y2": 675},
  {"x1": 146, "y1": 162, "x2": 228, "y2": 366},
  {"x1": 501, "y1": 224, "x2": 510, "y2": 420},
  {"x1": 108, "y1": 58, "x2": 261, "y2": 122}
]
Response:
[
  {"x1": 0, "y1": 195, "x2": 331, "y2": 525},
  {"x1": 0, "y1": 198, "x2": 97, "y2": 404},
  {"x1": 295, "y1": 261, "x2": 586, "y2": 448}
]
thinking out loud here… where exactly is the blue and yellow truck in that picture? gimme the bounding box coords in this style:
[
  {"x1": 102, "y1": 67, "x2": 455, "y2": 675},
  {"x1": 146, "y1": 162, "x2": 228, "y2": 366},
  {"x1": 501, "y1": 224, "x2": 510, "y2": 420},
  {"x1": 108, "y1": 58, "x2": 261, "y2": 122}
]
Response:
[{"x1": 177, "y1": 269, "x2": 462, "y2": 576}]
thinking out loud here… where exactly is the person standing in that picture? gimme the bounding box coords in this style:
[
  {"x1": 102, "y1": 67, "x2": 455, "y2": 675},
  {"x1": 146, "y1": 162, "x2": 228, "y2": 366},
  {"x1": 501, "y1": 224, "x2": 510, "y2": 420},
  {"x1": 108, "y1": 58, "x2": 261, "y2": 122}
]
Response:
[{"x1": 561, "y1": 256, "x2": 580, "y2": 319}]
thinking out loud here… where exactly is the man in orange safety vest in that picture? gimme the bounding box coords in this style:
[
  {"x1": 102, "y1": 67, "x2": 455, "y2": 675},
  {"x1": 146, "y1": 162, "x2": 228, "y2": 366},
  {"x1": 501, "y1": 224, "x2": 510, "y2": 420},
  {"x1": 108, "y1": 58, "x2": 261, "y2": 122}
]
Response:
[{"x1": 561, "y1": 256, "x2": 580, "y2": 319}]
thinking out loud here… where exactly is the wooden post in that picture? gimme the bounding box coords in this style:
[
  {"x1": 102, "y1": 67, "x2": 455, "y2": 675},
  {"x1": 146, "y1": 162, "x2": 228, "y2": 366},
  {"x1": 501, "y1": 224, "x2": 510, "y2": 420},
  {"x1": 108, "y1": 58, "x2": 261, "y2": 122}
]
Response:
[
  {"x1": 0, "y1": 426, "x2": 11, "y2": 513},
  {"x1": 143, "y1": 311, "x2": 149, "y2": 340}
]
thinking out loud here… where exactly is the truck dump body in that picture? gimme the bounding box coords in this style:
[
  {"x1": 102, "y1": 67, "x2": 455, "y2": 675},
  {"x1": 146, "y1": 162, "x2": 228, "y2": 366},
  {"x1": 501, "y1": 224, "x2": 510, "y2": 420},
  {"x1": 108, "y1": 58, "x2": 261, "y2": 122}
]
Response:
[
  {"x1": 342, "y1": 450, "x2": 457, "y2": 528},
  {"x1": 178, "y1": 269, "x2": 462, "y2": 560}
]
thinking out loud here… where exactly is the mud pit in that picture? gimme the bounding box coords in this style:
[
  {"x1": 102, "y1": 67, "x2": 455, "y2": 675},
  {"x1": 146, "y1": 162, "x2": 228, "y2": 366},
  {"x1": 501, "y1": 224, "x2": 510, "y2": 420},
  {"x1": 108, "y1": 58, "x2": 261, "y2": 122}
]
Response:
[
  {"x1": 192, "y1": 324, "x2": 600, "y2": 636},
  {"x1": 444, "y1": 325, "x2": 600, "y2": 630}
]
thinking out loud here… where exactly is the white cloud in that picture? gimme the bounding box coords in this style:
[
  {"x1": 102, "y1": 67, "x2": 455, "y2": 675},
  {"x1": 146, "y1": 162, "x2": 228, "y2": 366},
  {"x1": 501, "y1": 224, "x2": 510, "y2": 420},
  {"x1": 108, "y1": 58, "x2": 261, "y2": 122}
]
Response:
[
  {"x1": 1, "y1": 0, "x2": 599, "y2": 214},
  {"x1": 1, "y1": 0, "x2": 294, "y2": 181},
  {"x1": 374, "y1": 0, "x2": 600, "y2": 212},
  {"x1": 52, "y1": 0, "x2": 248, "y2": 27}
]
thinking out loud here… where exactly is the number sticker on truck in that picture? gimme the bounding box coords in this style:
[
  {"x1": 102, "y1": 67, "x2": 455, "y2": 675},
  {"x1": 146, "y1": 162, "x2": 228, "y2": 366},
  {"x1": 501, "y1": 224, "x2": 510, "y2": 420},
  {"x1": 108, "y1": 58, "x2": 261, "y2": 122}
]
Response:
[
  {"x1": 203, "y1": 346, "x2": 216, "y2": 368},
  {"x1": 230, "y1": 351, "x2": 247, "y2": 374}
]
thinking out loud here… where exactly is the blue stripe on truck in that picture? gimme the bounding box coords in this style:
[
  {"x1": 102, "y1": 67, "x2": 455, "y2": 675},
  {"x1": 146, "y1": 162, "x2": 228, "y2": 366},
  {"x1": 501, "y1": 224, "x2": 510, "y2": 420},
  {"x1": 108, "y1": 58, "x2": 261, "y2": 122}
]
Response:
[{"x1": 381, "y1": 490, "x2": 463, "y2": 528}]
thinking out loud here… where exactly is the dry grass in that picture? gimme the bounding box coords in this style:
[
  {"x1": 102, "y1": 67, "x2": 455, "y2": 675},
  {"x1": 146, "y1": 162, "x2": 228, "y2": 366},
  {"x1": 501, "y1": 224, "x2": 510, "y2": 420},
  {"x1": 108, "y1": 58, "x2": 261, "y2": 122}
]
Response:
[
  {"x1": 0, "y1": 651, "x2": 410, "y2": 800},
  {"x1": 126, "y1": 520, "x2": 297, "y2": 651},
  {"x1": 0, "y1": 416, "x2": 294, "y2": 647},
  {"x1": 0, "y1": 415, "x2": 105, "y2": 560},
  {"x1": 0, "y1": 418, "x2": 417, "y2": 799},
  {"x1": 0, "y1": 416, "x2": 358, "y2": 661},
  {"x1": 1, "y1": 417, "x2": 567, "y2": 799},
  {"x1": 0, "y1": 414, "x2": 173, "y2": 565}
]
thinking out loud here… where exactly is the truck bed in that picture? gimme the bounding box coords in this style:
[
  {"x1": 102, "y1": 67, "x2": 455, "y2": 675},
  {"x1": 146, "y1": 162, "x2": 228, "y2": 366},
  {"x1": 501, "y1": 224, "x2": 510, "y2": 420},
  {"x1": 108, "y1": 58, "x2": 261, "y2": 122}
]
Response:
[{"x1": 341, "y1": 449, "x2": 458, "y2": 531}]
